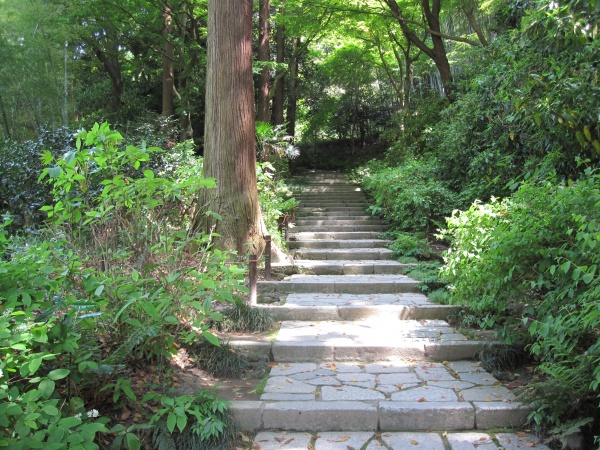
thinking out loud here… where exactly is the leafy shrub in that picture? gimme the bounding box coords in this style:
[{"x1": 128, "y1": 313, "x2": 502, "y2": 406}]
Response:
[
  {"x1": 362, "y1": 158, "x2": 458, "y2": 233},
  {"x1": 0, "y1": 127, "x2": 74, "y2": 229},
  {"x1": 440, "y1": 170, "x2": 600, "y2": 436},
  {"x1": 257, "y1": 161, "x2": 299, "y2": 251},
  {"x1": 0, "y1": 123, "x2": 246, "y2": 448},
  {"x1": 387, "y1": 231, "x2": 435, "y2": 260}
]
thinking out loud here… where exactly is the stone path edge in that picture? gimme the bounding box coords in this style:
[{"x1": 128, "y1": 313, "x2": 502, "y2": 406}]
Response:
[{"x1": 230, "y1": 400, "x2": 530, "y2": 432}]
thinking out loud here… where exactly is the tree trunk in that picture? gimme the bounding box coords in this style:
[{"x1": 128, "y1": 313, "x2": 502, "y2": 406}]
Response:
[
  {"x1": 257, "y1": 0, "x2": 271, "y2": 123},
  {"x1": 193, "y1": 0, "x2": 265, "y2": 255},
  {"x1": 384, "y1": 0, "x2": 454, "y2": 100},
  {"x1": 162, "y1": 3, "x2": 175, "y2": 117},
  {"x1": 93, "y1": 40, "x2": 123, "y2": 113},
  {"x1": 461, "y1": 0, "x2": 488, "y2": 46},
  {"x1": 271, "y1": 23, "x2": 285, "y2": 126},
  {"x1": 285, "y1": 37, "x2": 300, "y2": 137},
  {"x1": 0, "y1": 94, "x2": 11, "y2": 139}
]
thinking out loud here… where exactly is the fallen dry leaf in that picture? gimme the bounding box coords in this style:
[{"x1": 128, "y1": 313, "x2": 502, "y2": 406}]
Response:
[
  {"x1": 329, "y1": 436, "x2": 350, "y2": 442},
  {"x1": 418, "y1": 397, "x2": 426, "y2": 402},
  {"x1": 283, "y1": 438, "x2": 295, "y2": 445},
  {"x1": 411, "y1": 439, "x2": 419, "y2": 445},
  {"x1": 516, "y1": 432, "x2": 528, "y2": 437}
]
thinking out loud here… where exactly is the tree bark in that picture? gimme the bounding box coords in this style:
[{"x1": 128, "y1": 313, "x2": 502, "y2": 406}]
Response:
[
  {"x1": 93, "y1": 40, "x2": 123, "y2": 112},
  {"x1": 0, "y1": 94, "x2": 11, "y2": 139},
  {"x1": 193, "y1": 0, "x2": 265, "y2": 255},
  {"x1": 461, "y1": 0, "x2": 488, "y2": 46},
  {"x1": 257, "y1": 0, "x2": 271, "y2": 123},
  {"x1": 162, "y1": 3, "x2": 175, "y2": 117},
  {"x1": 271, "y1": 23, "x2": 285, "y2": 126},
  {"x1": 384, "y1": 0, "x2": 454, "y2": 100},
  {"x1": 286, "y1": 37, "x2": 300, "y2": 137}
]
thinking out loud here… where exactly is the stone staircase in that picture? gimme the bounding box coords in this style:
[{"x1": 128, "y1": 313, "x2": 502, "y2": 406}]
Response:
[{"x1": 230, "y1": 171, "x2": 548, "y2": 450}]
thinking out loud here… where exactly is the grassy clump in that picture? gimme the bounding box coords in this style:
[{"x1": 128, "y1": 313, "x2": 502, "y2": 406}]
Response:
[{"x1": 210, "y1": 301, "x2": 274, "y2": 333}]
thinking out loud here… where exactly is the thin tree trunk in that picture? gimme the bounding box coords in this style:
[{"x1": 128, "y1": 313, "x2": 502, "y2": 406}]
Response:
[
  {"x1": 257, "y1": 0, "x2": 271, "y2": 123},
  {"x1": 0, "y1": 94, "x2": 11, "y2": 139},
  {"x1": 461, "y1": 0, "x2": 488, "y2": 46},
  {"x1": 193, "y1": 0, "x2": 265, "y2": 255},
  {"x1": 93, "y1": 39, "x2": 123, "y2": 113},
  {"x1": 271, "y1": 23, "x2": 285, "y2": 126},
  {"x1": 285, "y1": 37, "x2": 300, "y2": 137},
  {"x1": 162, "y1": 3, "x2": 175, "y2": 116},
  {"x1": 384, "y1": 0, "x2": 454, "y2": 100}
]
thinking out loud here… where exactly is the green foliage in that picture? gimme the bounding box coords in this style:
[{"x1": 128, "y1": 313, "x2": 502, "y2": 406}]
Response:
[
  {"x1": 440, "y1": 170, "x2": 600, "y2": 433},
  {"x1": 257, "y1": 161, "x2": 299, "y2": 250},
  {"x1": 146, "y1": 392, "x2": 235, "y2": 450},
  {"x1": 0, "y1": 219, "x2": 109, "y2": 448},
  {"x1": 403, "y1": 261, "x2": 446, "y2": 294},
  {"x1": 0, "y1": 127, "x2": 73, "y2": 229},
  {"x1": 362, "y1": 159, "x2": 458, "y2": 233},
  {"x1": 1, "y1": 123, "x2": 243, "y2": 448},
  {"x1": 387, "y1": 231, "x2": 434, "y2": 260}
]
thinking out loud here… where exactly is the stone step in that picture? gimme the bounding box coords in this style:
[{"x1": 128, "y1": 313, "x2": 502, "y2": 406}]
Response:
[
  {"x1": 295, "y1": 219, "x2": 383, "y2": 226},
  {"x1": 231, "y1": 360, "x2": 531, "y2": 433},
  {"x1": 259, "y1": 293, "x2": 459, "y2": 321},
  {"x1": 270, "y1": 320, "x2": 486, "y2": 362},
  {"x1": 245, "y1": 431, "x2": 549, "y2": 450},
  {"x1": 294, "y1": 213, "x2": 374, "y2": 220},
  {"x1": 294, "y1": 225, "x2": 386, "y2": 233},
  {"x1": 288, "y1": 239, "x2": 391, "y2": 249},
  {"x1": 272, "y1": 259, "x2": 408, "y2": 276},
  {"x1": 292, "y1": 249, "x2": 393, "y2": 260},
  {"x1": 258, "y1": 274, "x2": 420, "y2": 295},
  {"x1": 296, "y1": 207, "x2": 368, "y2": 214},
  {"x1": 290, "y1": 231, "x2": 383, "y2": 240}
]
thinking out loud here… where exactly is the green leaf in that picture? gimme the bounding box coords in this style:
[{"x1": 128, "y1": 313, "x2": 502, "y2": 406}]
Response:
[
  {"x1": 29, "y1": 358, "x2": 43, "y2": 376},
  {"x1": 39, "y1": 379, "x2": 55, "y2": 399},
  {"x1": 202, "y1": 330, "x2": 220, "y2": 347},
  {"x1": 125, "y1": 433, "x2": 141, "y2": 450},
  {"x1": 176, "y1": 414, "x2": 187, "y2": 433},
  {"x1": 166, "y1": 413, "x2": 177, "y2": 433},
  {"x1": 48, "y1": 369, "x2": 70, "y2": 380},
  {"x1": 143, "y1": 170, "x2": 155, "y2": 179},
  {"x1": 94, "y1": 285, "x2": 105, "y2": 296}
]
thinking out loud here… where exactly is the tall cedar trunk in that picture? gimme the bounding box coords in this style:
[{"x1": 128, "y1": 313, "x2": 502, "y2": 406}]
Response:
[
  {"x1": 257, "y1": 0, "x2": 271, "y2": 123},
  {"x1": 285, "y1": 37, "x2": 300, "y2": 137},
  {"x1": 384, "y1": 0, "x2": 454, "y2": 100},
  {"x1": 271, "y1": 23, "x2": 285, "y2": 126},
  {"x1": 193, "y1": 0, "x2": 265, "y2": 255},
  {"x1": 162, "y1": 4, "x2": 175, "y2": 117}
]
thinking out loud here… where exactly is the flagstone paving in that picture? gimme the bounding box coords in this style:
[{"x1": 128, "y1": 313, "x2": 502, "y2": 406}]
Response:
[{"x1": 231, "y1": 171, "x2": 547, "y2": 449}]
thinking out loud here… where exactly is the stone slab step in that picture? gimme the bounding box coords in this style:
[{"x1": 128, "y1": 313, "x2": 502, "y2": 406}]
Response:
[
  {"x1": 288, "y1": 239, "x2": 391, "y2": 249},
  {"x1": 294, "y1": 225, "x2": 385, "y2": 233},
  {"x1": 258, "y1": 274, "x2": 420, "y2": 295},
  {"x1": 270, "y1": 320, "x2": 485, "y2": 362},
  {"x1": 296, "y1": 207, "x2": 368, "y2": 214},
  {"x1": 295, "y1": 219, "x2": 382, "y2": 227},
  {"x1": 258, "y1": 292, "x2": 459, "y2": 321},
  {"x1": 294, "y1": 213, "x2": 374, "y2": 220},
  {"x1": 272, "y1": 260, "x2": 409, "y2": 276},
  {"x1": 245, "y1": 431, "x2": 549, "y2": 450},
  {"x1": 290, "y1": 232, "x2": 383, "y2": 240},
  {"x1": 231, "y1": 361, "x2": 531, "y2": 433},
  {"x1": 293, "y1": 249, "x2": 393, "y2": 260}
]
